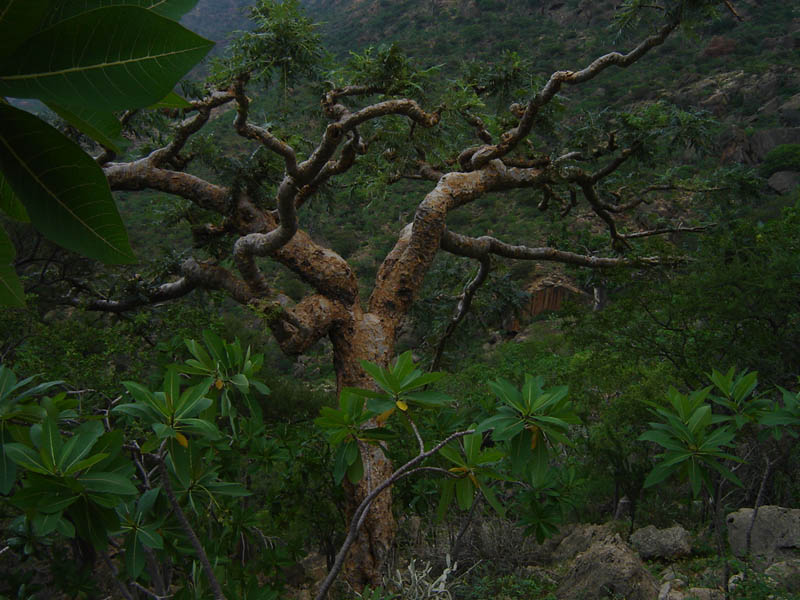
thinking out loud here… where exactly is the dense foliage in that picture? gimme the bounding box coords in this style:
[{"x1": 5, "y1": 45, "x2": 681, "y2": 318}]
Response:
[{"x1": 2, "y1": 0, "x2": 799, "y2": 598}]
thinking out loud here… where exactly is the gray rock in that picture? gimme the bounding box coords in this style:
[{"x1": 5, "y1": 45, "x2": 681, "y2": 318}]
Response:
[
  {"x1": 553, "y1": 523, "x2": 614, "y2": 562},
  {"x1": 686, "y1": 588, "x2": 724, "y2": 600},
  {"x1": 659, "y1": 581, "x2": 687, "y2": 600},
  {"x1": 764, "y1": 559, "x2": 800, "y2": 593},
  {"x1": 721, "y1": 127, "x2": 800, "y2": 165},
  {"x1": 780, "y1": 93, "x2": 800, "y2": 126},
  {"x1": 768, "y1": 171, "x2": 800, "y2": 194},
  {"x1": 557, "y1": 533, "x2": 659, "y2": 600},
  {"x1": 630, "y1": 525, "x2": 692, "y2": 560},
  {"x1": 727, "y1": 505, "x2": 800, "y2": 559}
]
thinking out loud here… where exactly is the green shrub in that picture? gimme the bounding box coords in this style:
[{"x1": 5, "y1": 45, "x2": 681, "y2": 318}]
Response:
[{"x1": 760, "y1": 144, "x2": 800, "y2": 177}]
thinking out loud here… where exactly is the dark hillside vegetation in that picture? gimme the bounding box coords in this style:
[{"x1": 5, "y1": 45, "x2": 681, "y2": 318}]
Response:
[{"x1": 1, "y1": 1, "x2": 800, "y2": 599}]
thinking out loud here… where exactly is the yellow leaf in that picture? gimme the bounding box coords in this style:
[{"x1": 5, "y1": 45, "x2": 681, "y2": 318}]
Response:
[
  {"x1": 215, "y1": 379, "x2": 224, "y2": 390},
  {"x1": 175, "y1": 432, "x2": 188, "y2": 448},
  {"x1": 529, "y1": 425, "x2": 540, "y2": 450},
  {"x1": 376, "y1": 408, "x2": 395, "y2": 425},
  {"x1": 396, "y1": 400, "x2": 408, "y2": 411}
]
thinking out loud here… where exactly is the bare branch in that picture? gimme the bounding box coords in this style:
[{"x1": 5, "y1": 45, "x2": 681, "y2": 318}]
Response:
[
  {"x1": 440, "y1": 229, "x2": 669, "y2": 267},
  {"x1": 430, "y1": 257, "x2": 490, "y2": 371},
  {"x1": 233, "y1": 75, "x2": 299, "y2": 176},
  {"x1": 315, "y1": 429, "x2": 476, "y2": 600},
  {"x1": 69, "y1": 274, "x2": 197, "y2": 313},
  {"x1": 158, "y1": 458, "x2": 226, "y2": 600},
  {"x1": 620, "y1": 225, "x2": 709, "y2": 239},
  {"x1": 149, "y1": 90, "x2": 236, "y2": 168},
  {"x1": 467, "y1": 21, "x2": 678, "y2": 170},
  {"x1": 460, "y1": 110, "x2": 493, "y2": 144}
]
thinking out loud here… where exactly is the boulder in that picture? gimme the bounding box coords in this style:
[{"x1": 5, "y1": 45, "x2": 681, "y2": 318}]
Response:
[
  {"x1": 768, "y1": 171, "x2": 800, "y2": 194},
  {"x1": 727, "y1": 505, "x2": 800, "y2": 559},
  {"x1": 780, "y1": 93, "x2": 800, "y2": 126},
  {"x1": 630, "y1": 525, "x2": 692, "y2": 560},
  {"x1": 557, "y1": 533, "x2": 659, "y2": 600},
  {"x1": 765, "y1": 559, "x2": 800, "y2": 593},
  {"x1": 685, "y1": 588, "x2": 724, "y2": 600},
  {"x1": 553, "y1": 523, "x2": 615, "y2": 562}
]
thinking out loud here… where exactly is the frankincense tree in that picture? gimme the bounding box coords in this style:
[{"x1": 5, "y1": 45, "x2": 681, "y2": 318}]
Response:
[{"x1": 8, "y1": 0, "x2": 743, "y2": 588}]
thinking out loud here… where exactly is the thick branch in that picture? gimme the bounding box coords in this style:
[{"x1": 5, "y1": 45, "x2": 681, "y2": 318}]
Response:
[
  {"x1": 370, "y1": 160, "x2": 552, "y2": 320},
  {"x1": 259, "y1": 293, "x2": 343, "y2": 355},
  {"x1": 105, "y1": 161, "x2": 229, "y2": 214},
  {"x1": 233, "y1": 177, "x2": 299, "y2": 292}
]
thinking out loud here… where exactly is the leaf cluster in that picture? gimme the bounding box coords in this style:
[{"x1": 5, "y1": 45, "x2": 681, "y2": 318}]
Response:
[{"x1": 0, "y1": 1, "x2": 214, "y2": 306}]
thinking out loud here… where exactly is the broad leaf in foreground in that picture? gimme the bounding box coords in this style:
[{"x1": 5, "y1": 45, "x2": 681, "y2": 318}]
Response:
[
  {"x1": 42, "y1": 0, "x2": 202, "y2": 24},
  {"x1": 0, "y1": 0, "x2": 49, "y2": 56},
  {"x1": 0, "y1": 225, "x2": 24, "y2": 306},
  {"x1": 0, "y1": 6, "x2": 213, "y2": 110},
  {"x1": 0, "y1": 104, "x2": 135, "y2": 264}
]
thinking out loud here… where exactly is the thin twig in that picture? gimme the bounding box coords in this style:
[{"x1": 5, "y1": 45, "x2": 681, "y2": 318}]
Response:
[
  {"x1": 158, "y1": 458, "x2": 226, "y2": 600},
  {"x1": 315, "y1": 429, "x2": 475, "y2": 600},
  {"x1": 101, "y1": 553, "x2": 135, "y2": 600}
]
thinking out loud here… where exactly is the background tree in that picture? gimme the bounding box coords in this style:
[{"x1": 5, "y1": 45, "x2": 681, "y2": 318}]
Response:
[{"x1": 11, "y1": 0, "x2": 745, "y2": 588}]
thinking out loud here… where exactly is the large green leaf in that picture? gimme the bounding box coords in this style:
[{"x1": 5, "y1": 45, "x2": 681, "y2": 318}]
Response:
[
  {"x1": 4, "y1": 442, "x2": 50, "y2": 474},
  {"x1": 0, "y1": 225, "x2": 24, "y2": 306},
  {"x1": 78, "y1": 471, "x2": 138, "y2": 495},
  {"x1": 59, "y1": 421, "x2": 105, "y2": 474},
  {"x1": 0, "y1": 171, "x2": 29, "y2": 221},
  {"x1": 39, "y1": 416, "x2": 62, "y2": 471},
  {"x1": 455, "y1": 476, "x2": 474, "y2": 510},
  {"x1": 0, "y1": 432, "x2": 17, "y2": 494},
  {"x1": 0, "y1": 7, "x2": 213, "y2": 110},
  {"x1": 11, "y1": 482, "x2": 79, "y2": 512},
  {"x1": 45, "y1": 103, "x2": 127, "y2": 153},
  {"x1": 125, "y1": 535, "x2": 146, "y2": 579},
  {"x1": 0, "y1": 104, "x2": 135, "y2": 264},
  {"x1": 45, "y1": 0, "x2": 202, "y2": 23},
  {"x1": 150, "y1": 91, "x2": 192, "y2": 109},
  {"x1": 0, "y1": 0, "x2": 48, "y2": 56}
]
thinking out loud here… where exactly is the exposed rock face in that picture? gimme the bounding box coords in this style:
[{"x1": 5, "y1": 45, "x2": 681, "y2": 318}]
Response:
[
  {"x1": 557, "y1": 533, "x2": 659, "y2": 600},
  {"x1": 727, "y1": 505, "x2": 800, "y2": 558},
  {"x1": 780, "y1": 93, "x2": 800, "y2": 126},
  {"x1": 721, "y1": 127, "x2": 800, "y2": 165},
  {"x1": 630, "y1": 525, "x2": 692, "y2": 560},
  {"x1": 703, "y1": 35, "x2": 736, "y2": 57},
  {"x1": 666, "y1": 67, "x2": 800, "y2": 119}
]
